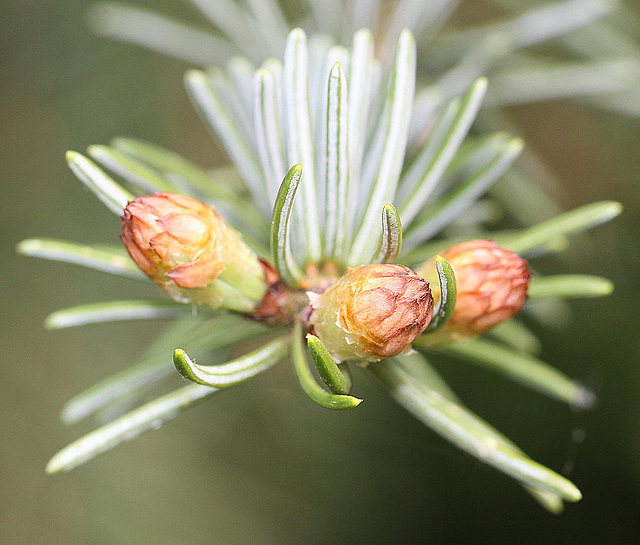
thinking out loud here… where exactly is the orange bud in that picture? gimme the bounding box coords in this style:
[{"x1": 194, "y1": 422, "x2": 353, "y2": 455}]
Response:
[
  {"x1": 310, "y1": 264, "x2": 433, "y2": 362},
  {"x1": 121, "y1": 192, "x2": 266, "y2": 311},
  {"x1": 418, "y1": 240, "x2": 529, "y2": 336}
]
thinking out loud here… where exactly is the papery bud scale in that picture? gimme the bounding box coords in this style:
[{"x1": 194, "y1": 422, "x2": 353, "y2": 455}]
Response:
[
  {"x1": 417, "y1": 240, "x2": 529, "y2": 336},
  {"x1": 309, "y1": 264, "x2": 433, "y2": 362},
  {"x1": 121, "y1": 192, "x2": 266, "y2": 311}
]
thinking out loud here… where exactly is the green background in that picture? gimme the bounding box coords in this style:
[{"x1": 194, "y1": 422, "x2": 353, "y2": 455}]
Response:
[{"x1": 2, "y1": 1, "x2": 640, "y2": 542}]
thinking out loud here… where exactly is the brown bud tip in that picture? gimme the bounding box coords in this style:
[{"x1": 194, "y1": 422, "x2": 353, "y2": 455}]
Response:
[
  {"x1": 310, "y1": 264, "x2": 433, "y2": 362},
  {"x1": 421, "y1": 240, "x2": 530, "y2": 335},
  {"x1": 121, "y1": 192, "x2": 229, "y2": 290}
]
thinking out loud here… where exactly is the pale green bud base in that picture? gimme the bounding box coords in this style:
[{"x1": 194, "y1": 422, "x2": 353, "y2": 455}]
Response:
[
  {"x1": 162, "y1": 270, "x2": 267, "y2": 314},
  {"x1": 307, "y1": 292, "x2": 377, "y2": 364}
]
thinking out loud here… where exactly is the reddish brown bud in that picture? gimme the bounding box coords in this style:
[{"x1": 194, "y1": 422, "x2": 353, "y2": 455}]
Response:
[
  {"x1": 309, "y1": 264, "x2": 433, "y2": 362},
  {"x1": 251, "y1": 260, "x2": 300, "y2": 325},
  {"x1": 121, "y1": 192, "x2": 266, "y2": 311},
  {"x1": 418, "y1": 240, "x2": 530, "y2": 336}
]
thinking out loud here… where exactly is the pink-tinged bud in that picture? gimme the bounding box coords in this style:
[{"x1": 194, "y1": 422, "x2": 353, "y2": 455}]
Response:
[
  {"x1": 418, "y1": 240, "x2": 530, "y2": 336},
  {"x1": 121, "y1": 192, "x2": 266, "y2": 311},
  {"x1": 309, "y1": 264, "x2": 433, "y2": 362}
]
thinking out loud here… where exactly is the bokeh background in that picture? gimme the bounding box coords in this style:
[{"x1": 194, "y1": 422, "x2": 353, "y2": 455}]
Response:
[{"x1": 2, "y1": 0, "x2": 640, "y2": 543}]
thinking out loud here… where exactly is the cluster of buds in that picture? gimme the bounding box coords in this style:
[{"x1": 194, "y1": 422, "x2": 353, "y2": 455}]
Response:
[
  {"x1": 121, "y1": 192, "x2": 267, "y2": 312},
  {"x1": 121, "y1": 192, "x2": 530, "y2": 358}
]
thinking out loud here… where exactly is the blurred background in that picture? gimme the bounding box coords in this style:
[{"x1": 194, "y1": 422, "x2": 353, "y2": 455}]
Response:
[{"x1": 2, "y1": 0, "x2": 640, "y2": 543}]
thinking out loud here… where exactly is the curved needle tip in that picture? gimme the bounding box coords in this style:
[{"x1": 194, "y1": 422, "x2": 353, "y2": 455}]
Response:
[
  {"x1": 173, "y1": 348, "x2": 194, "y2": 381},
  {"x1": 324, "y1": 395, "x2": 364, "y2": 410}
]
